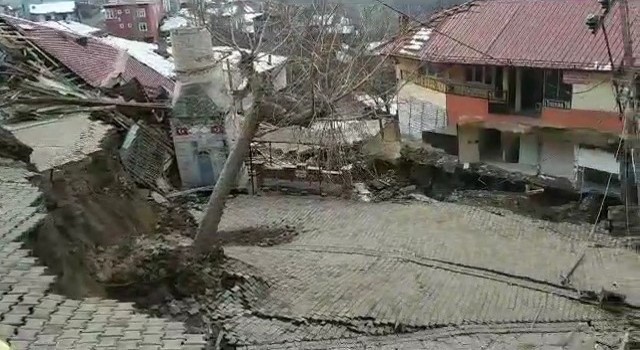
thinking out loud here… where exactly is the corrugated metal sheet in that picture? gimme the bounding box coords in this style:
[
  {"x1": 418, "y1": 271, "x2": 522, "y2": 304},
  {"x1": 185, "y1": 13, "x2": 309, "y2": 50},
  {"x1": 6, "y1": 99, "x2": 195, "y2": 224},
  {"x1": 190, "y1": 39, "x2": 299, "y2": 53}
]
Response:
[
  {"x1": 0, "y1": 15, "x2": 174, "y2": 96},
  {"x1": 394, "y1": 0, "x2": 640, "y2": 70}
]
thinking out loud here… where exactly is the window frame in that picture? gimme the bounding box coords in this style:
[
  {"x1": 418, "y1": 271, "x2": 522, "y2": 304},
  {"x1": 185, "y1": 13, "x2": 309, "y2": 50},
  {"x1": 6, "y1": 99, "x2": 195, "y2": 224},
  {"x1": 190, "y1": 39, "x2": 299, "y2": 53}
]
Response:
[
  {"x1": 544, "y1": 69, "x2": 572, "y2": 101},
  {"x1": 464, "y1": 65, "x2": 495, "y2": 86},
  {"x1": 138, "y1": 22, "x2": 148, "y2": 31},
  {"x1": 136, "y1": 8, "x2": 146, "y2": 18},
  {"x1": 105, "y1": 8, "x2": 115, "y2": 19}
]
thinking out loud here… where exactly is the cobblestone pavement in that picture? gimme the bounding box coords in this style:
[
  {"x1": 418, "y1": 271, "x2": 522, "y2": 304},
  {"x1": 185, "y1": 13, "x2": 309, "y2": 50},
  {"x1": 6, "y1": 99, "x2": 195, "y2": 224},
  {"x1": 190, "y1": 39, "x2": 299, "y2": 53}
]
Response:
[
  {"x1": 192, "y1": 195, "x2": 640, "y2": 348},
  {"x1": 216, "y1": 196, "x2": 640, "y2": 306},
  {"x1": 0, "y1": 158, "x2": 207, "y2": 350}
]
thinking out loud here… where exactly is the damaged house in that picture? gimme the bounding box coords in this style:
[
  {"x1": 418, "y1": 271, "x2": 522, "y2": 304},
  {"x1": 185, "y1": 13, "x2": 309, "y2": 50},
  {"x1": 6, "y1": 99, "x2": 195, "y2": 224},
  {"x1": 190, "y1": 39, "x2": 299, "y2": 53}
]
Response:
[
  {"x1": 387, "y1": 0, "x2": 638, "y2": 196},
  {"x1": 0, "y1": 14, "x2": 176, "y2": 191}
]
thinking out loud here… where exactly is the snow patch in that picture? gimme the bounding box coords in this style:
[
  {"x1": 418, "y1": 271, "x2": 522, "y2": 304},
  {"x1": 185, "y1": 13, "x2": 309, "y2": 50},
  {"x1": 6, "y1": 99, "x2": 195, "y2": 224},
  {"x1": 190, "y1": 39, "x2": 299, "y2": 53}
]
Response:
[
  {"x1": 30, "y1": 1, "x2": 75, "y2": 14},
  {"x1": 42, "y1": 20, "x2": 102, "y2": 36},
  {"x1": 102, "y1": 36, "x2": 175, "y2": 78}
]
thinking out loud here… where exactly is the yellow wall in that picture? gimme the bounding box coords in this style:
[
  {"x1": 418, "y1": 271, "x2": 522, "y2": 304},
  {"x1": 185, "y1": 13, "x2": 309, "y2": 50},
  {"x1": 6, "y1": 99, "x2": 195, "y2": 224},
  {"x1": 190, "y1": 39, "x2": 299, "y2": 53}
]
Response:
[
  {"x1": 571, "y1": 73, "x2": 618, "y2": 113},
  {"x1": 396, "y1": 57, "x2": 447, "y2": 108}
]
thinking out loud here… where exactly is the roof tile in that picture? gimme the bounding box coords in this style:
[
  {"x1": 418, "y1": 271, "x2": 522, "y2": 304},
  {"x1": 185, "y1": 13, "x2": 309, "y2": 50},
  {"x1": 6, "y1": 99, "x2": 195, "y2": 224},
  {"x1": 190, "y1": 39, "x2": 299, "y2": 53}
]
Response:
[
  {"x1": 0, "y1": 15, "x2": 174, "y2": 96},
  {"x1": 393, "y1": 0, "x2": 640, "y2": 70}
]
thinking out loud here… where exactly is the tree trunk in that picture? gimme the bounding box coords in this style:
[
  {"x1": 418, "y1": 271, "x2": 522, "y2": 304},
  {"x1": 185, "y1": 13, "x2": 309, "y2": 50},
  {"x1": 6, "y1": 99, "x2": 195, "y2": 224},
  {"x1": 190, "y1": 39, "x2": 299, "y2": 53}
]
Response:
[{"x1": 193, "y1": 108, "x2": 260, "y2": 251}]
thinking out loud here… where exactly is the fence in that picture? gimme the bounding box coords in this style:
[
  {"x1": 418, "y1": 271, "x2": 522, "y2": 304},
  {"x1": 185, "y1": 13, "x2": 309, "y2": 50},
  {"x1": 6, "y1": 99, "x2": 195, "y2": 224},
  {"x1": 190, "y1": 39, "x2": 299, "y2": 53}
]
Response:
[
  {"x1": 247, "y1": 141, "x2": 354, "y2": 196},
  {"x1": 397, "y1": 98, "x2": 448, "y2": 140}
]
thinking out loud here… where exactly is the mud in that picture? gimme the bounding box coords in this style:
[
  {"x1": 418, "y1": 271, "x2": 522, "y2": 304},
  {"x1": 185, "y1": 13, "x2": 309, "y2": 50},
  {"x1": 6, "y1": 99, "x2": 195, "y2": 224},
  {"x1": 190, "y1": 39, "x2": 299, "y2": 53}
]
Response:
[{"x1": 363, "y1": 146, "x2": 619, "y2": 225}]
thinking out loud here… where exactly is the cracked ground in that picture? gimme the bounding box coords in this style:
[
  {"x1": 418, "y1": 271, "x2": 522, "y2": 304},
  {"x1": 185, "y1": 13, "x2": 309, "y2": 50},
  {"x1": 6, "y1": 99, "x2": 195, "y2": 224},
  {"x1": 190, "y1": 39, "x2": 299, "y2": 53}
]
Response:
[{"x1": 191, "y1": 195, "x2": 640, "y2": 349}]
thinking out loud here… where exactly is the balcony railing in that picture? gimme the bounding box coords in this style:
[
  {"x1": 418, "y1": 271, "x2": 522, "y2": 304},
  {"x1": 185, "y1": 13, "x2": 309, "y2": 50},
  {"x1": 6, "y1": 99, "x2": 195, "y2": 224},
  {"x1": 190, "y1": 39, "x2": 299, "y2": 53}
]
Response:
[{"x1": 410, "y1": 75, "x2": 508, "y2": 103}]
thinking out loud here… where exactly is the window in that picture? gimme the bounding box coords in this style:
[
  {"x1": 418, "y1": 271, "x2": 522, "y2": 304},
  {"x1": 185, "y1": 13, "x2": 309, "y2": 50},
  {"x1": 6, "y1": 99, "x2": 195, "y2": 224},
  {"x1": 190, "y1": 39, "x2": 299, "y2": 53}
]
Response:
[
  {"x1": 544, "y1": 70, "x2": 572, "y2": 102},
  {"x1": 105, "y1": 9, "x2": 115, "y2": 19},
  {"x1": 138, "y1": 22, "x2": 148, "y2": 31},
  {"x1": 136, "y1": 8, "x2": 146, "y2": 17},
  {"x1": 127, "y1": 23, "x2": 132, "y2": 28},
  {"x1": 119, "y1": 23, "x2": 124, "y2": 28},
  {"x1": 124, "y1": 8, "x2": 130, "y2": 14},
  {"x1": 422, "y1": 63, "x2": 446, "y2": 77},
  {"x1": 117, "y1": 9, "x2": 122, "y2": 14},
  {"x1": 464, "y1": 66, "x2": 496, "y2": 85}
]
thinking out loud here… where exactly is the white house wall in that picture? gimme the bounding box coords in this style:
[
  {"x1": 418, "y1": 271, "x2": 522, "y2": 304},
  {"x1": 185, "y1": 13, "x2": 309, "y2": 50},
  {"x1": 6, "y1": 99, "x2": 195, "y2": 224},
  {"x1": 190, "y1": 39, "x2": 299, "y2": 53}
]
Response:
[
  {"x1": 570, "y1": 73, "x2": 618, "y2": 112},
  {"x1": 518, "y1": 134, "x2": 538, "y2": 167},
  {"x1": 576, "y1": 147, "x2": 619, "y2": 174},
  {"x1": 540, "y1": 135, "x2": 575, "y2": 181},
  {"x1": 397, "y1": 81, "x2": 447, "y2": 139}
]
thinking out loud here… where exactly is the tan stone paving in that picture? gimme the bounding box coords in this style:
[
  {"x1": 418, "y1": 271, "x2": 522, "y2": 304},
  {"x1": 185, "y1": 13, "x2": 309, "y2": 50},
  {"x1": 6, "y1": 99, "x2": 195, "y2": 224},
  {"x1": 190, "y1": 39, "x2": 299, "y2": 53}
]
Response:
[
  {"x1": 192, "y1": 195, "x2": 640, "y2": 348},
  {"x1": 0, "y1": 159, "x2": 206, "y2": 350}
]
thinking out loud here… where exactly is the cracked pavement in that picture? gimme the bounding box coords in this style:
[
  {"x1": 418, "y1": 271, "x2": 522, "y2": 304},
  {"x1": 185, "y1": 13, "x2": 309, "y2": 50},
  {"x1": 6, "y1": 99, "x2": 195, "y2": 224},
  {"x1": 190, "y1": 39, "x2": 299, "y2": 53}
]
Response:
[
  {"x1": 0, "y1": 158, "x2": 207, "y2": 349},
  {"x1": 193, "y1": 195, "x2": 640, "y2": 349}
]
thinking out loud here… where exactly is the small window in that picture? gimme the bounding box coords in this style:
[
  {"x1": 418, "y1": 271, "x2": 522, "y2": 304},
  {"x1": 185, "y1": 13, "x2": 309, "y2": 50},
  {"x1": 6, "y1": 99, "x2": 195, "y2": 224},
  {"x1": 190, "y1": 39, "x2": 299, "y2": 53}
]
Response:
[
  {"x1": 105, "y1": 9, "x2": 115, "y2": 19},
  {"x1": 138, "y1": 22, "x2": 148, "y2": 31},
  {"x1": 465, "y1": 66, "x2": 493, "y2": 85},
  {"x1": 127, "y1": 23, "x2": 132, "y2": 28},
  {"x1": 119, "y1": 23, "x2": 124, "y2": 28},
  {"x1": 473, "y1": 67, "x2": 482, "y2": 82},
  {"x1": 124, "y1": 8, "x2": 130, "y2": 14},
  {"x1": 117, "y1": 9, "x2": 122, "y2": 14},
  {"x1": 544, "y1": 70, "x2": 572, "y2": 101},
  {"x1": 137, "y1": 8, "x2": 146, "y2": 17}
]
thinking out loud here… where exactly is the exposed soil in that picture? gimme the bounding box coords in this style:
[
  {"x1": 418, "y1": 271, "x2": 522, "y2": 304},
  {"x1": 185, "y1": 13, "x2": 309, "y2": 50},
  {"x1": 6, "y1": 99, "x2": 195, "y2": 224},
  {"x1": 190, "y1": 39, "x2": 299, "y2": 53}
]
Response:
[
  {"x1": 216, "y1": 226, "x2": 298, "y2": 246},
  {"x1": 24, "y1": 130, "x2": 296, "y2": 345},
  {"x1": 361, "y1": 147, "x2": 618, "y2": 225}
]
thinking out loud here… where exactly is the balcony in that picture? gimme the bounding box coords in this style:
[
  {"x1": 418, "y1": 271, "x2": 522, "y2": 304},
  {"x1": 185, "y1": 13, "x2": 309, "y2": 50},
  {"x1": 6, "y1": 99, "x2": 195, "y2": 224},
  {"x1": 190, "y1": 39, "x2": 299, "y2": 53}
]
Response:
[{"x1": 410, "y1": 75, "x2": 508, "y2": 103}]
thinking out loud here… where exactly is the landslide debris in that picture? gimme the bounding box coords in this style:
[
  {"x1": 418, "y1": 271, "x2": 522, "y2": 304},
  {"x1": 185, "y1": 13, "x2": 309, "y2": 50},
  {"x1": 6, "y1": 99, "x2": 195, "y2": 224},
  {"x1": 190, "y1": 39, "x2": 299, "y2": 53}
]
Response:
[{"x1": 0, "y1": 125, "x2": 33, "y2": 164}]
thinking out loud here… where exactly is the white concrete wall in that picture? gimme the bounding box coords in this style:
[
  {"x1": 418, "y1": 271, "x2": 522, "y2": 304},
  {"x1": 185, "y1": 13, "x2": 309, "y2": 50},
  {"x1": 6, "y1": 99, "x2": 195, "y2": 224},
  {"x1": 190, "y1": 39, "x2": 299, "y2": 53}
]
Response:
[
  {"x1": 540, "y1": 135, "x2": 576, "y2": 180},
  {"x1": 458, "y1": 126, "x2": 480, "y2": 163},
  {"x1": 171, "y1": 28, "x2": 216, "y2": 82},
  {"x1": 576, "y1": 147, "x2": 619, "y2": 174},
  {"x1": 571, "y1": 73, "x2": 618, "y2": 112},
  {"x1": 397, "y1": 81, "x2": 447, "y2": 139},
  {"x1": 518, "y1": 134, "x2": 538, "y2": 166}
]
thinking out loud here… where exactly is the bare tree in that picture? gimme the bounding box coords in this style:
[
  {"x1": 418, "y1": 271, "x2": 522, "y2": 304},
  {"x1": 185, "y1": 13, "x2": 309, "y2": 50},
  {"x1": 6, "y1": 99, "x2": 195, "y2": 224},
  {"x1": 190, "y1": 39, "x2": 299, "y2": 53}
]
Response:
[{"x1": 187, "y1": 0, "x2": 400, "y2": 250}]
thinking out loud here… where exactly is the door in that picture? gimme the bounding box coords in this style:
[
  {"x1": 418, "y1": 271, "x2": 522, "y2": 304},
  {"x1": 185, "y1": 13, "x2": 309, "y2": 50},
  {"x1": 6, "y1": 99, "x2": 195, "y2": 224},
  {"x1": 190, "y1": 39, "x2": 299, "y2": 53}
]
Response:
[
  {"x1": 197, "y1": 150, "x2": 216, "y2": 186},
  {"x1": 458, "y1": 125, "x2": 480, "y2": 163}
]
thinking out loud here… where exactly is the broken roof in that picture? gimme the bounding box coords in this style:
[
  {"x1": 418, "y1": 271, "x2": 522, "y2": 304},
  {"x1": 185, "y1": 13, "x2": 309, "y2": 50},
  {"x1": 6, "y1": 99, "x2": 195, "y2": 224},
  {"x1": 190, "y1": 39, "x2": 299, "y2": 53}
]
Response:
[
  {"x1": 389, "y1": 0, "x2": 640, "y2": 71},
  {"x1": 0, "y1": 15, "x2": 174, "y2": 97},
  {"x1": 4, "y1": 114, "x2": 112, "y2": 171}
]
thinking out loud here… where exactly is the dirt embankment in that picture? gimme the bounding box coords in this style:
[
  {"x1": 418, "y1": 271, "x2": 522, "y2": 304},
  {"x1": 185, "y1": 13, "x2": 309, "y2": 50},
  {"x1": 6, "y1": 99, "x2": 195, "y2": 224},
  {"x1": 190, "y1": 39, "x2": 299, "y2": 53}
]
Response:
[
  {"x1": 27, "y1": 132, "x2": 205, "y2": 298},
  {"x1": 363, "y1": 147, "x2": 612, "y2": 224},
  {"x1": 26, "y1": 131, "x2": 296, "y2": 343}
]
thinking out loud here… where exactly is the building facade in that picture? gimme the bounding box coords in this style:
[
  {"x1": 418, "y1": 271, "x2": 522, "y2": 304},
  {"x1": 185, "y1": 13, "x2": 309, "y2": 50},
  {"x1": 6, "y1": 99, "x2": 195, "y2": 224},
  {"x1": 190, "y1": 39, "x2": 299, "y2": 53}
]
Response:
[
  {"x1": 103, "y1": 0, "x2": 163, "y2": 42},
  {"x1": 22, "y1": 0, "x2": 78, "y2": 21},
  {"x1": 388, "y1": 0, "x2": 638, "y2": 196}
]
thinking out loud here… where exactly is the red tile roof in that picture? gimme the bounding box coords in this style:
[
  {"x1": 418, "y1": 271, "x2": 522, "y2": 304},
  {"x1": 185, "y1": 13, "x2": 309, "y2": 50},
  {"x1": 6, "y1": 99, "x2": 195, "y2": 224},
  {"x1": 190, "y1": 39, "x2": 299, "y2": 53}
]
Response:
[
  {"x1": 1, "y1": 15, "x2": 174, "y2": 97},
  {"x1": 392, "y1": 0, "x2": 640, "y2": 71}
]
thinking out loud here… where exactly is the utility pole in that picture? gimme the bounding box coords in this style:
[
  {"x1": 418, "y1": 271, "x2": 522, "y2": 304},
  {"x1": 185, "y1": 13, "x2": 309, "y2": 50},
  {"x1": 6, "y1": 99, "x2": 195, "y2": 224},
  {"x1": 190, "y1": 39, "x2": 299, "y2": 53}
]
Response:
[
  {"x1": 617, "y1": 0, "x2": 639, "y2": 210},
  {"x1": 588, "y1": 0, "x2": 637, "y2": 214}
]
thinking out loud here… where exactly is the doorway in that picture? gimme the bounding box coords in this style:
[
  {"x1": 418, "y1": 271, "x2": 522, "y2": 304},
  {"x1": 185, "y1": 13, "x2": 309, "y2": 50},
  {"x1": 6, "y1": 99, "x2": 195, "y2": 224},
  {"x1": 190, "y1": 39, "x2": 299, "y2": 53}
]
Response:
[{"x1": 520, "y1": 68, "x2": 544, "y2": 114}]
